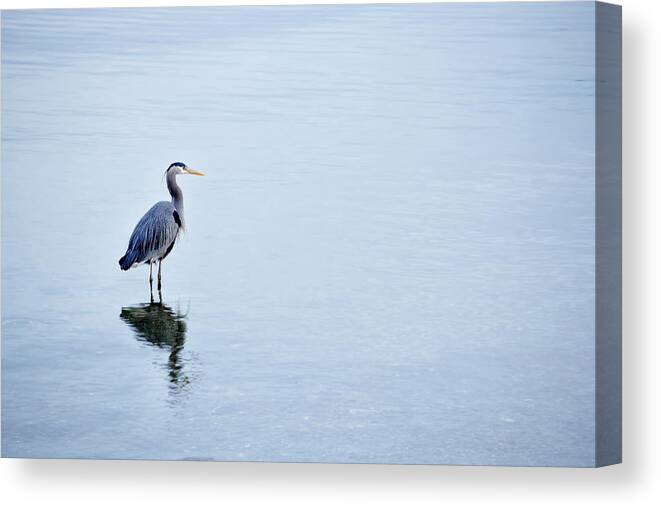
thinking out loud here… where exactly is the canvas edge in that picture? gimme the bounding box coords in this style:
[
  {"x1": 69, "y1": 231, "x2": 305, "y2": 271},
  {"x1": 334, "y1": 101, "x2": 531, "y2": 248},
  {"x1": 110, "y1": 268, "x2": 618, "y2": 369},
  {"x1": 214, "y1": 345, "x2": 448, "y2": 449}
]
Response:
[{"x1": 594, "y1": 0, "x2": 622, "y2": 468}]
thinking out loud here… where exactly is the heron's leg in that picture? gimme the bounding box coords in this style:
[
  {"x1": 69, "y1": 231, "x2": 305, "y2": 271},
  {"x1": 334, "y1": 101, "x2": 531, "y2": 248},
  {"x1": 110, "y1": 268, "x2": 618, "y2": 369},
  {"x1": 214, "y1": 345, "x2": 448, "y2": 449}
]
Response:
[
  {"x1": 149, "y1": 262, "x2": 154, "y2": 303},
  {"x1": 157, "y1": 260, "x2": 163, "y2": 303}
]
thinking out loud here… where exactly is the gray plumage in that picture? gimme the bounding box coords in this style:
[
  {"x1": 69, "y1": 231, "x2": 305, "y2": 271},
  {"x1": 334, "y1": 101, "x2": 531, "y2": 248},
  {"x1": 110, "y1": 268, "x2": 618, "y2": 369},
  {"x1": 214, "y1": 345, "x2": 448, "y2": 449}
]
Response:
[
  {"x1": 119, "y1": 201, "x2": 180, "y2": 270},
  {"x1": 119, "y1": 162, "x2": 204, "y2": 299}
]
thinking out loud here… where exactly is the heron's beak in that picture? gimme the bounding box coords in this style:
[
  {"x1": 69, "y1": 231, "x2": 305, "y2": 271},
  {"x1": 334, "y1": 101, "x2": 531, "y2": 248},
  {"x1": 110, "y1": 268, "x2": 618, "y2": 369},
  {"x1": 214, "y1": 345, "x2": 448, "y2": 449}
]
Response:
[{"x1": 185, "y1": 168, "x2": 205, "y2": 176}]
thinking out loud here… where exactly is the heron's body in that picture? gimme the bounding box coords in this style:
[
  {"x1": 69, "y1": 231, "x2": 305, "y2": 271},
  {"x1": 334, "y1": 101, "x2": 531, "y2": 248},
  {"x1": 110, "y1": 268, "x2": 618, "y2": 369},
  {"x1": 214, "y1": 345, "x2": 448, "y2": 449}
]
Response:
[
  {"x1": 119, "y1": 201, "x2": 181, "y2": 270},
  {"x1": 119, "y1": 162, "x2": 204, "y2": 300}
]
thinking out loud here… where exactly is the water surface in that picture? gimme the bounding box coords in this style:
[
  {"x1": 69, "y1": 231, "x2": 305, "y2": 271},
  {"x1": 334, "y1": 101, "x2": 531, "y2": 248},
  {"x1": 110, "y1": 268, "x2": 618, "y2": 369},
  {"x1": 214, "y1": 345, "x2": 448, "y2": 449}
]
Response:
[{"x1": 2, "y1": 3, "x2": 596, "y2": 465}]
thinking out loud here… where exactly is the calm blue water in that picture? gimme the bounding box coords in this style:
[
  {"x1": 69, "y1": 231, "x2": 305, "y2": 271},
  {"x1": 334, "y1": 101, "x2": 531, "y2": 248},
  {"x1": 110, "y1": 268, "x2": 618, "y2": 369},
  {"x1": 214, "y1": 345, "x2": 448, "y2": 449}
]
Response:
[{"x1": 2, "y1": 3, "x2": 596, "y2": 466}]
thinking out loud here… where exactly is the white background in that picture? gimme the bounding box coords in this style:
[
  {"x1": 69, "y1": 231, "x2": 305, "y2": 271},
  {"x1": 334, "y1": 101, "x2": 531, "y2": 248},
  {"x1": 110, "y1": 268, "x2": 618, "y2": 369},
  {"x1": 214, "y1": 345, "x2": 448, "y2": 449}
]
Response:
[{"x1": 0, "y1": 0, "x2": 657, "y2": 505}]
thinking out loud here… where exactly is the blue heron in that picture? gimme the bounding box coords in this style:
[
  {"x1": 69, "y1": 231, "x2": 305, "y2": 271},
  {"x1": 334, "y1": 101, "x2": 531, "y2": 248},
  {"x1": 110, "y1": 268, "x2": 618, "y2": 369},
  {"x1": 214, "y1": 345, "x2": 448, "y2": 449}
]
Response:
[{"x1": 119, "y1": 162, "x2": 204, "y2": 300}]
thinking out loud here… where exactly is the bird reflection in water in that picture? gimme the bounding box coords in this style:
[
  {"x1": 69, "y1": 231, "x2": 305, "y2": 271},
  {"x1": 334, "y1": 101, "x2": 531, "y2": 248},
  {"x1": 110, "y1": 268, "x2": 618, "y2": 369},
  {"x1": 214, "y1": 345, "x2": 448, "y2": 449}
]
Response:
[{"x1": 120, "y1": 302, "x2": 190, "y2": 393}]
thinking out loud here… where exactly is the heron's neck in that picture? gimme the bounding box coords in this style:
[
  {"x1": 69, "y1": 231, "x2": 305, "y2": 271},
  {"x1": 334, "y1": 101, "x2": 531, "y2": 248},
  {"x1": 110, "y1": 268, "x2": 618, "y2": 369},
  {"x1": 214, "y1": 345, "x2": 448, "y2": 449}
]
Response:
[{"x1": 167, "y1": 171, "x2": 184, "y2": 219}]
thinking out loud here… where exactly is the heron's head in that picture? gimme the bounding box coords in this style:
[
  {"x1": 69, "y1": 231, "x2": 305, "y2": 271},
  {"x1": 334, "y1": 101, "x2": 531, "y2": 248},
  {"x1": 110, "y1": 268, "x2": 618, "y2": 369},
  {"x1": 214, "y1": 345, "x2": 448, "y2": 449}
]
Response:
[{"x1": 166, "y1": 162, "x2": 205, "y2": 177}]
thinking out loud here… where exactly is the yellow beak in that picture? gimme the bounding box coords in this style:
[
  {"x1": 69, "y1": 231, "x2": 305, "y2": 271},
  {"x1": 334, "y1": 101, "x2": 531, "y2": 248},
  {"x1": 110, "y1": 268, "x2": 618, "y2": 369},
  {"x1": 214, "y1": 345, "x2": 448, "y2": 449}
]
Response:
[{"x1": 185, "y1": 168, "x2": 205, "y2": 176}]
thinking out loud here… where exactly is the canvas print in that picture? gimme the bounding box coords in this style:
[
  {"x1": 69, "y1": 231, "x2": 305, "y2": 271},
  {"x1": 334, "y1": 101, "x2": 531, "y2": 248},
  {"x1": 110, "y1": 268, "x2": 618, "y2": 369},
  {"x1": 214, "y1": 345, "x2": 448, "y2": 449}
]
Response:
[{"x1": 1, "y1": 2, "x2": 621, "y2": 466}]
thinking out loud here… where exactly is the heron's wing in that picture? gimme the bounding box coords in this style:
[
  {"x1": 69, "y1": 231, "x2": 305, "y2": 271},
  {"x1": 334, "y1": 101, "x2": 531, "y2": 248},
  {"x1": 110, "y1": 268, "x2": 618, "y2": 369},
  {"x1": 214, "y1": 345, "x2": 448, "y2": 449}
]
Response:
[{"x1": 125, "y1": 201, "x2": 180, "y2": 264}]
